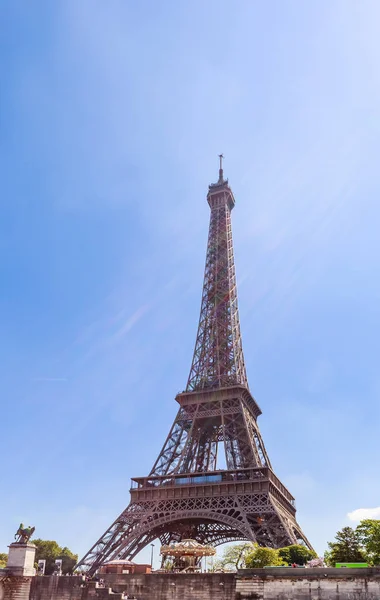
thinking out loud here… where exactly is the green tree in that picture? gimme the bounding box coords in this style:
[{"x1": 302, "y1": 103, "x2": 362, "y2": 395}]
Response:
[
  {"x1": 356, "y1": 519, "x2": 380, "y2": 566},
  {"x1": 0, "y1": 552, "x2": 7, "y2": 568},
  {"x1": 278, "y1": 544, "x2": 316, "y2": 565},
  {"x1": 326, "y1": 527, "x2": 365, "y2": 566},
  {"x1": 218, "y1": 543, "x2": 255, "y2": 570},
  {"x1": 245, "y1": 546, "x2": 285, "y2": 568},
  {"x1": 58, "y1": 547, "x2": 77, "y2": 574},
  {"x1": 32, "y1": 540, "x2": 78, "y2": 575}
]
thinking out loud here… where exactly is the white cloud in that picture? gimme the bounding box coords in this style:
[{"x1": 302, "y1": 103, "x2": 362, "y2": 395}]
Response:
[{"x1": 347, "y1": 507, "x2": 380, "y2": 521}]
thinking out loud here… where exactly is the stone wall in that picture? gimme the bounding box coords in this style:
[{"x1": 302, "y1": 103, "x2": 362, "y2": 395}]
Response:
[
  {"x1": 236, "y1": 567, "x2": 380, "y2": 599},
  {"x1": 101, "y1": 572, "x2": 235, "y2": 600},
  {"x1": 29, "y1": 576, "x2": 83, "y2": 600},
  {"x1": 29, "y1": 573, "x2": 234, "y2": 600},
  {"x1": 25, "y1": 567, "x2": 380, "y2": 600},
  {"x1": 0, "y1": 571, "x2": 33, "y2": 600}
]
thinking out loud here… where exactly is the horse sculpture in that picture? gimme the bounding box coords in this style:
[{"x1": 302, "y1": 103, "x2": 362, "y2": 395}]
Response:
[{"x1": 14, "y1": 523, "x2": 35, "y2": 543}]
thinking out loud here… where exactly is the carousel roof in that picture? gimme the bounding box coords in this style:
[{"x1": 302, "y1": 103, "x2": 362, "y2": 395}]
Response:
[{"x1": 160, "y1": 539, "x2": 216, "y2": 557}]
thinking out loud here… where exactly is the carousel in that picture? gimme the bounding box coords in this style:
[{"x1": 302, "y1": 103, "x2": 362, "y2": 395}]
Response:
[{"x1": 160, "y1": 539, "x2": 216, "y2": 573}]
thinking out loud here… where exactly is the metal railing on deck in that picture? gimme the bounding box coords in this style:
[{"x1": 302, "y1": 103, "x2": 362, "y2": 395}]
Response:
[
  {"x1": 130, "y1": 467, "x2": 296, "y2": 506},
  {"x1": 130, "y1": 467, "x2": 268, "y2": 490}
]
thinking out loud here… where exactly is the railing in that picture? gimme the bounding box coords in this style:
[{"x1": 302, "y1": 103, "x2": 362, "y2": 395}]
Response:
[
  {"x1": 267, "y1": 471, "x2": 295, "y2": 505},
  {"x1": 130, "y1": 467, "x2": 269, "y2": 490},
  {"x1": 130, "y1": 467, "x2": 296, "y2": 506}
]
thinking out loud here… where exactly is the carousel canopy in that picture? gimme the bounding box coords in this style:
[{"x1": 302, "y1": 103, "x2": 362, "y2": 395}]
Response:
[{"x1": 160, "y1": 539, "x2": 216, "y2": 558}]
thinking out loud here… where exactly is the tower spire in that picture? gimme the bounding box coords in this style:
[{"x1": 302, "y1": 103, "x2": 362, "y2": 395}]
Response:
[
  {"x1": 218, "y1": 153, "x2": 224, "y2": 183},
  {"x1": 187, "y1": 162, "x2": 245, "y2": 390}
]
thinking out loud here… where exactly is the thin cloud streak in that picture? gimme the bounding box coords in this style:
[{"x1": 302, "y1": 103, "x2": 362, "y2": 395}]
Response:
[
  {"x1": 79, "y1": 303, "x2": 151, "y2": 363},
  {"x1": 33, "y1": 377, "x2": 68, "y2": 382},
  {"x1": 109, "y1": 304, "x2": 151, "y2": 342}
]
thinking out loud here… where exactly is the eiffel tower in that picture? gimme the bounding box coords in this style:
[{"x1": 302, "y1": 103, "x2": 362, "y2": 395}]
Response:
[{"x1": 76, "y1": 157, "x2": 313, "y2": 574}]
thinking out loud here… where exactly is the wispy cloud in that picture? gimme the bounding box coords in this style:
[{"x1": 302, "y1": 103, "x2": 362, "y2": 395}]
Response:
[
  {"x1": 78, "y1": 302, "x2": 152, "y2": 364},
  {"x1": 32, "y1": 377, "x2": 68, "y2": 382},
  {"x1": 109, "y1": 304, "x2": 150, "y2": 343},
  {"x1": 347, "y1": 507, "x2": 380, "y2": 521}
]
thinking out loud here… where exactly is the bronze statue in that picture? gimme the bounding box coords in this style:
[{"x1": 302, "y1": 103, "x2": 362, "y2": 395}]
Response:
[{"x1": 14, "y1": 523, "x2": 35, "y2": 543}]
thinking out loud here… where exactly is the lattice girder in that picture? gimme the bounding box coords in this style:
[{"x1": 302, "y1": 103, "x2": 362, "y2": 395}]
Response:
[
  {"x1": 150, "y1": 387, "x2": 270, "y2": 478},
  {"x1": 187, "y1": 182, "x2": 247, "y2": 391},
  {"x1": 75, "y1": 481, "x2": 311, "y2": 574}
]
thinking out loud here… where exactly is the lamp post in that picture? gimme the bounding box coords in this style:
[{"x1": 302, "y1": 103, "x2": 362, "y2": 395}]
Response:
[{"x1": 150, "y1": 543, "x2": 155, "y2": 569}]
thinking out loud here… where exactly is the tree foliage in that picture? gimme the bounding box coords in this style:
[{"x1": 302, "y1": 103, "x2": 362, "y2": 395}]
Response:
[
  {"x1": 278, "y1": 545, "x2": 316, "y2": 566},
  {"x1": 213, "y1": 543, "x2": 314, "y2": 571},
  {"x1": 245, "y1": 546, "x2": 285, "y2": 568},
  {"x1": 356, "y1": 520, "x2": 380, "y2": 566},
  {"x1": 208, "y1": 518, "x2": 380, "y2": 573},
  {"x1": 326, "y1": 527, "x2": 365, "y2": 566},
  {"x1": 0, "y1": 553, "x2": 7, "y2": 568},
  {"x1": 32, "y1": 539, "x2": 77, "y2": 575},
  {"x1": 217, "y1": 543, "x2": 255, "y2": 570}
]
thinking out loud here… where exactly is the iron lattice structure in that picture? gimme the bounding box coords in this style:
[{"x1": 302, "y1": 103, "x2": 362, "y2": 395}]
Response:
[{"x1": 76, "y1": 160, "x2": 313, "y2": 575}]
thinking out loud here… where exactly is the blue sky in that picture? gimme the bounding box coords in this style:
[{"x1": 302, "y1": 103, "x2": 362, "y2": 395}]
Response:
[{"x1": 1, "y1": 0, "x2": 380, "y2": 565}]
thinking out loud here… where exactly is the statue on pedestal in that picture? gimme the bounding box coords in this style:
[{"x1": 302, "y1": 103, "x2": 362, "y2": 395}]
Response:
[{"x1": 14, "y1": 524, "x2": 35, "y2": 544}]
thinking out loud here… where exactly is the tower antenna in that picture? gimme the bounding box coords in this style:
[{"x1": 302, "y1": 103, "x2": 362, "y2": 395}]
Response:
[{"x1": 218, "y1": 153, "x2": 224, "y2": 182}]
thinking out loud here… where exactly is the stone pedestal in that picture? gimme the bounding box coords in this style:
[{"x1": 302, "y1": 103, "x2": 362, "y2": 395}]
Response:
[{"x1": 6, "y1": 543, "x2": 36, "y2": 577}]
